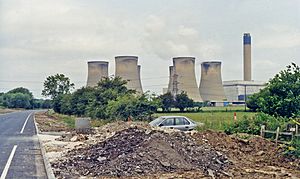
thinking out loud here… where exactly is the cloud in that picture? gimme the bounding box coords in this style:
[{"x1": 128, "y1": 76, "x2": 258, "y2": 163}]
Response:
[
  {"x1": 141, "y1": 15, "x2": 222, "y2": 60},
  {"x1": 256, "y1": 25, "x2": 300, "y2": 49}
]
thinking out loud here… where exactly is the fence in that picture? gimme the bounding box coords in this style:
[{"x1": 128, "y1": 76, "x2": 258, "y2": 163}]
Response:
[{"x1": 260, "y1": 124, "x2": 299, "y2": 144}]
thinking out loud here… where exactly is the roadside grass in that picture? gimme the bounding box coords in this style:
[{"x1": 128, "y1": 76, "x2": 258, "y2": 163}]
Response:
[
  {"x1": 46, "y1": 110, "x2": 109, "y2": 128},
  {"x1": 154, "y1": 107, "x2": 256, "y2": 131}
]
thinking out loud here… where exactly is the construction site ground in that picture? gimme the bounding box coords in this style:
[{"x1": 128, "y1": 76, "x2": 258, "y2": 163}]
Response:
[{"x1": 35, "y1": 112, "x2": 300, "y2": 179}]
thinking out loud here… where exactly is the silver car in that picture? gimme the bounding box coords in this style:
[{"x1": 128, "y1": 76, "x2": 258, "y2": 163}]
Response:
[{"x1": 149, "y1": 116, "x2": 198, "y2": 131}]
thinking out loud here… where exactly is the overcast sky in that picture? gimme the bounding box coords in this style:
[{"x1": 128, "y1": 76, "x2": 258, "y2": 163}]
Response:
[{"x1": 0, "y1": 0, "x2": 299, "y2": 98}]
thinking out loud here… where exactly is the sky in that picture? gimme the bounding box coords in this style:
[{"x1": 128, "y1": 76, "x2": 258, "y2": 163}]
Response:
[{"x1": 0, "y1": 0, "x2": 299, "y2": 98}]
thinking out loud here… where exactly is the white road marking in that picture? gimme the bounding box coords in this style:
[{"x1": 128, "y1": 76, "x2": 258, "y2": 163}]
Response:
[
  {"x1": 20, "y1": 113, "x2": 32, "y2": 134},
  {"x1": 0, "y1": 145, "x2": 18, "y2": 179}
]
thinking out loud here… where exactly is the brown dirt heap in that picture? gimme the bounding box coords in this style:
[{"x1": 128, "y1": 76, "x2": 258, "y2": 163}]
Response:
[{"x1": 52, "y1": 127, "x2": 230, "y2": 178}]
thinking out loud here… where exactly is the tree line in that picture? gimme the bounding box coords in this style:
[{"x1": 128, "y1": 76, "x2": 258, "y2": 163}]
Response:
[
  {"x1": 0, "y1": 87, "x2": 51, "y2": 109},
  {"x1": 41, "y1": 74, "x2": 201, "y2": 121}
]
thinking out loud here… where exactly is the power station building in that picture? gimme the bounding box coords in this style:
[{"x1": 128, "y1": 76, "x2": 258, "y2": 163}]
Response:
[
  {"x1": 223, "y1": 80, "x2": 266, "y2": 103},
  {"x1": 86, "y1": 61, "x2": 109, "y2": 87},
  {"x1": 115, "y1": 56, "x2": 143, "y2": 93}
]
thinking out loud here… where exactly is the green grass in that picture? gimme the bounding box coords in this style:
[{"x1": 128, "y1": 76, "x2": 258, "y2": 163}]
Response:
[{"x1": 154, "y1": 108, "x2": 256, "y2": 131}]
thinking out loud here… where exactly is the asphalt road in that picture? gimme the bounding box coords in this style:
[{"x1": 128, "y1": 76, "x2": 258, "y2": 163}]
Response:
[{"x1": 0, "y1": 111, "x2": 47, "y2": 179}]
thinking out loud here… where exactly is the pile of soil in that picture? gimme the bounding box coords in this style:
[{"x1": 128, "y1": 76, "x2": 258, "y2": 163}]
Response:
[
  {"x1": 193, "y1": 131, "x2": 300, "y2": 178},
  {"x1": 52, "y1": 127, "x2": 230, "y2": 178}
]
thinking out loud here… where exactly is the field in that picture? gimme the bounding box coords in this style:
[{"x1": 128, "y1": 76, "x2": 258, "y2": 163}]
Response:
[{"x1": 154, "y1": 106, "x2": 256, "y2": 131}]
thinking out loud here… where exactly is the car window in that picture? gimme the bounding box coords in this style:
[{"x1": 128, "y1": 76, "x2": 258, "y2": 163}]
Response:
[
  {"x1": 183, "y1": 118, "x2": 190, "y2": 125},
  {"x1": 150, "y1": 117, "x2": 165, "y2": 126},
  {"x1": 175, "y1": 117, "x2": 185, "y2": 125},
  {"x1": 161, "y1": 118, "x2": 174, "y2": 126}
]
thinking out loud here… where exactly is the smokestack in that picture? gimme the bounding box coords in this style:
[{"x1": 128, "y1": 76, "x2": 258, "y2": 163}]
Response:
[
  {"x1": 115, "y1": 56, "x2": 143, "y2": 93},
  {"x1": 167, "y1": 66, "x2": 175, "y2": 94},
  {"x1": 243, "y1": 33, "x2": 251, "y2": 81},
  {"x1": 199, "y1": 61, "x2": 226, "y2": 101},
  {"x1": 86, "y1": 61, "x2": 109, "y2": 87},
  {"x1": 173, "y1": 57, "x2": 203, "y2": 102}
]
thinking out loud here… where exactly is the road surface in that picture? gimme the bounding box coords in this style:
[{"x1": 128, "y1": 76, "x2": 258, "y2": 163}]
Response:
[{"x1": 0, "y1": 111, "x2": 47, "y2": 179}]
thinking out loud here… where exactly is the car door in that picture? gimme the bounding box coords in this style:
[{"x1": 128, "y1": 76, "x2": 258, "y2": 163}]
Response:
[
  {"x1": 159, "y1": 118, "x2": 175, "y2": 129},
  {"x1": 174, "y1": 117, "x2": 190, "y2": 131}
]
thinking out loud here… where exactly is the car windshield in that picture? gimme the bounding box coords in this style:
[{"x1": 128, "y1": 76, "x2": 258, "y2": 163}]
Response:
[{"x1": 150, "y1": 117, "x2": 165, "y2": 126}]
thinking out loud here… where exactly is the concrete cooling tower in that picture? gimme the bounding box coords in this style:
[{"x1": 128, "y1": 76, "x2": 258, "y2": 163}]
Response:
[
  {"x1": 137, "y1": 65, "x2": 143, "y2": 92},
  {"x1": 199, "y1": 61, "x2": 226, "y2": 101},
  {"x1": 115, "y1": 56, "x2": 143, "y2": 93},
  {"x1": 86, "y1": 61, "x2": 109, "y2": 87},
  {"x1": 173, "y1": 57, "x2": 203, "y2": 102},
  {"x1": 167, "y1": 66, "x2": 175, "y2": 94}
]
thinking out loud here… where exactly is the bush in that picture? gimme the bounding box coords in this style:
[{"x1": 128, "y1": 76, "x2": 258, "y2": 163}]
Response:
[
  {"x1": 224, "y1": 113, "x2": 288, "y2": 135},
  {"x1": 284, "y1": 138, "x2": 300, "y2": 158}
]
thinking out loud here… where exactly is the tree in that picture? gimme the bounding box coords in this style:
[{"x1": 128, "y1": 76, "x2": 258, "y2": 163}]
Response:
[
  {"x1": 247, "y1": 62, "x2": 300, "y2": 118},
  {"x1": 158, "y1": 92, "x2": 174, "y2": 112},
  {"x1": 42, "y1": 74, "x2": 74, "y2": 99},
  {"x1": 3, "y1": 93, "x2": 32, "y2": 109},
  {"x1": 106, "y1": 93, "x2": 159, "y2": 121},
  {"x1": 7, "y1": 87, "x2": 33, "y2": 98},
  {"x1": 86, "y1": 77, "x2": 134, "y2": 119},
  {"x1": 174, "y1": 92, "x2": 194, "y2": 112}
]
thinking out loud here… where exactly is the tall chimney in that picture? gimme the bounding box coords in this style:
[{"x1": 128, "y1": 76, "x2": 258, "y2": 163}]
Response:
[{"x1": 243, "y1": 33, "x2": 251, "y2": 81}]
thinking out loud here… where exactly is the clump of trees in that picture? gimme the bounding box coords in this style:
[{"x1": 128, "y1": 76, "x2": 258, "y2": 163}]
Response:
[
  {"x1": 158, "y1": 92, "x2": 199, "y2": 112},
  {"x1": 247, "y1": 63, "x2": 300, "y2": 118},
  {"x1": 42, "y1": 75, "x2": 159, "y2": 121},
  {"x1": 0, "y1": 87, "x2": 51, "y2": 109}
]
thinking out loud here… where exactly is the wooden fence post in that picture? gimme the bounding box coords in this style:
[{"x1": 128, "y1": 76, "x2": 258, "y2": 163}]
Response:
[
  {"x1": 275, "y1": 127, "x2": 280, "y2": 145},
  {"x1": 260, "y1": 125, "x2": 265, "y2": 137}
]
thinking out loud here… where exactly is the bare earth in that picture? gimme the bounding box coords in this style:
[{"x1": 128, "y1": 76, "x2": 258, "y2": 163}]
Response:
[{"x1": 35, "y1": 112, "x2": 300, "y2": 179}]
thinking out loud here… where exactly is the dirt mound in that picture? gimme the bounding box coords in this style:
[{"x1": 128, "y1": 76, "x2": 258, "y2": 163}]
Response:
[
  {"x1": 193, "y1": 130, "x2": 300, "y2": 178},
  {"x1": 52, "y1": 127, "x2": 230, "y2": 178}
]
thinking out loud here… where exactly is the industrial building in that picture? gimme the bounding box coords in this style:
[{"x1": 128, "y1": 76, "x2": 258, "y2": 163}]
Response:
[
  {"x1": 115, "y1": 56, "x2": 143, "y2": 93},
  {"x1": 168, "y1": 57, "x2": 203, "y2": 102},
  {"x1": 199, "y1": 61, "x2": 226, "y2": 102},
  {"x1": 223, "y1": 80, "x2": 266, "y2": 103},
  {"x1": 86, "y1": 61, "x2": 109, "y2": 87}
]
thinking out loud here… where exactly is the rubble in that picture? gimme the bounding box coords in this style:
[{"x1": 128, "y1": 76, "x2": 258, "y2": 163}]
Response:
[{"x1": 52, "y1": 127, "x2": 230, "y2": 178}]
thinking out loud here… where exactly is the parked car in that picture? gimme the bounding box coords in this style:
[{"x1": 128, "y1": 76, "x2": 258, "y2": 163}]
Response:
[{"x1": 149, "y1": 116, "x2": 199, "y2": 131}]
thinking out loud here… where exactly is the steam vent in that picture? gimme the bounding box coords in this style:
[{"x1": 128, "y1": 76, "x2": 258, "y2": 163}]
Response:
[
  {"x1": 199, "y1": 61, "x2": 226, "y2": 102},
  {"x1": 170, "y1": 57, "x2": 203, "y2": 102},
  {"x1": 86, "y1": 61, "x2": 109, "y2": 87},
  {"x1": 115, "y1": 56, "x2": 143, "y2": 93}
]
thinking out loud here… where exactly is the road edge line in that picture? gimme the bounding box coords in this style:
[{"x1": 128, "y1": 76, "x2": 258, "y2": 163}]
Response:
[
  {"x1": 0, "y1": 145, "x2": 18, "y2": 179},
  {"x1": 33, "y1": 112, "x2": 56, "y2": 179},
  {"x1": 20, "y1": 112, "x2": 32, "y2": 133}
]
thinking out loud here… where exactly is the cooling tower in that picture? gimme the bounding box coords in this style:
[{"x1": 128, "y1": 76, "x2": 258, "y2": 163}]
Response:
[
  {"x1": 115, "y1": 56, "x2": 143, "y2": 93},
  {"x1": 173, "y1": 57, "x2": 203, "y2": 102},
  {"x1": 167, "y1": 66, "x2": 175, "y2": 94},
  {"x1": 86, "y1": 61, "x2": 109, "y2": 87},
  {"x1": 243, "y1": 33, "x2": 252, "y2": 81},
  {"x1": 199, "y1": 61, "x2": 226, "y2": 101},
  {"x1": 137, "y1": 65, "x2": 143, "y2": 92}
]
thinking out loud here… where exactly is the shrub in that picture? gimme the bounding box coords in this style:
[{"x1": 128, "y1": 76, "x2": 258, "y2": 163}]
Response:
[{"x1": 224, "y1": 113, "x2": 288, "y2": 135}]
